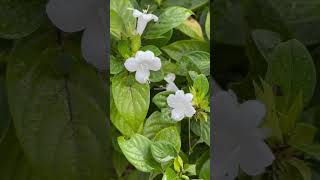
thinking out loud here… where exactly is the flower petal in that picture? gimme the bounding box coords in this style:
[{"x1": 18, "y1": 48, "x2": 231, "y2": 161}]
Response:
[
  {"x1": 167, "y1": 94, "x2": 178, "y2": 108},
  {"x1": 184, "y1": 93, "x2": 193, "y2": 102},
  {"x1": 148, "y1": 57, "x2": 161, "y2": 71},
  {"x1": 46, "y1": 0, "x2": 98, "y2": 32},
  {"x1": 166, "y1": 82, "x2": 179, "y2": 92},
  {"x1": 164, "y1": 73, "x2": 176, "y2": 83},
  {"x1": 124, "y1": 57, "x2": 138, "y2": 72},
  {"x1": 184, "y1": 104, "x2": 196, "y2": 117},
  {"x1": 135, "y1": 68, "x2": 150, "y2": 84},
  {"x1": 171, "y1": 108, "x2": 185, "y2": 121},
  {"x1": 239, "y1": 100, "x2": 266, "y2": 128},
  {"x1": 132, "y1": 9, "x2": 143, "y2": 18},
  {"x1": 81, "y1": 17, "x2": 107, "y2": 70},
  {"x1": 239, "y1": 141, "x2": 274, "y2": 176},
  {"x1": 136, "y1": 17, "x2": 148, "y2": 35}
]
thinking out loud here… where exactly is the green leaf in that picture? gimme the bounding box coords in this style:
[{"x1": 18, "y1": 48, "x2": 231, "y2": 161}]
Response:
[
  {"x1": 288, "y1": 158, "x2": 311, "y2": 180},
  {"x1": 176, "y1": 18, "x2": 204, "y2": 41},
  {"x1": 111, "y1": 0, "x2": 136, "y2": 36},
  {"x1": 141, "y1": 45, "x2": 162, "y2": 56},
  {"x1": 162, "y1": 168, "x2": 179, "y2": 180},
  {"x1": 153, "y1": 91, "x2": 173, "y2": 109},
  {"x1": 254, "y1": 80, "x2": 283, "y2": 143},
  {"x1": 251, "y1": 29, "x2": 282, "y2": 61},
  {"x1": 162, "y1": 40, "x2": 210, "y2": 61},
  {"x1": 292, "y1": 144, "x2": 320, "y2": 159},
  {"x1": 0, "y1": 0, "x2": 46, "y2": 39},
  {"x1": 181, "y1": 51, "x2": 210, "y2": 76},
  {"x1": 118, "y1": 39, "x2": 131, "y2": 58},
  {"x1": 266, "y1": 39, "x2": 316, "y2": 105},
  {"x1": 142, "y1": 30, "x2": 173, "y2": 47},
  {"x1": 199, "y1": 159, "x2": 210, "y2": 180},
  {"x1": 280, "y1": 93, "x2": 303, "y2": 134},
  {"x1": 191, "y1": 120, "x2": 210, "y2": 146},
  {"x1": 144, "y1": 7, "x2": 193, "y2": 38},
  {"x1": 184, "y1": 164, "x2": 196, "y2": 176},
  {"x1": 112, "y1": 151, "x2": 129, "y2": 177},
  {"x1": 0, "y1": 75, "x2": 10, "y2": 143},
  {"x1": 110, "y1": 9, "x2": 124, "y2": 40},
  {"x1": 112, "y1": 72, "x2": 150, "y2": 134},
  {"x1": 162, "y1": 0, "x2": 208, "y2": 10},
  {"x1": 118, "y1": 134, "x2": 160, "y2": 173},
  {"x1": 151, "y1": 141, "x2": 178, "y2": 163},
  {"x1": 110, "y1": 55, "x2": 125, "y2": 74},
  {"x1": 127, "y1": 170, "x2": 149, "y2": 180},
  {"x1": 205, "y1": 13, "x2": 210, "y2": 40},
  {"x1": 0, "y1": 126, "x2": 38, "y2": 179},
  {"x1": 154, "y1": 126, "x2": 181, "y2": 151},
  {"x1": 143, "y1": 111, "x2": 175, "y2": 139},
  {"x1": 288, "y1": 123, "x2": 317, "y2": 148},
  {"x1": 193, "y1": 74, "x2": 209, "y2": 96},
  {"x1": 6, "y1": 35, "x2": 111, "y2": 179}
]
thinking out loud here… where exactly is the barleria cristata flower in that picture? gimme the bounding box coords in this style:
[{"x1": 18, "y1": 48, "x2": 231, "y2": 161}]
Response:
[
  {"x1": 167, "y1": 90, "x2": 196, "y2": 121},
  {"x1": 129, "y1": 6, "x2": 158, "y2": 35},
  {"x1": 124, "y1": 50, "x2": 161, "y2": 84},
  {"x1": 165, "y1": 73, "x2": 179, "y2": 92}
]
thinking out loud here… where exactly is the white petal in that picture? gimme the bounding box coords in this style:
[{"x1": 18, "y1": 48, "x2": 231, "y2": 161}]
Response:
[
  {"x1": 137, "y1": 50, "x2": 154, "y2": 60},
  {"x1": 166, "y1": 82, "x2": 179, "y2": 92},
  {"x1": 167, "y1": 94, "x2": 178, "y2": 108},
  {"x1": 81, "y1": 18, "x2": 107, "y2": 70},
  {"x1": 46, "y1": 0, "x2": 98, "y2": 32},
  {"x1": 136, "y1": 17, "x2": 148, "y2": 35},
  {"x1": 184, "y1": 104, "x2": 196, "y2": 117},
  {"x1": 184, "y1": 93, "x2": 193, "y2": 102},
  {"x1": 164, "y1": 73, "x2": 176, "y2": 83},
  {"x1": 239, "y1": 141, "x2": 275, "y2": 176},
  {"x1": 132, "y1": 9, "x2": 143, "y2": 17},
  {"x1": 171, "y1": 108, "x2": 185, "y2": 121},
  {"x1": 176, "y1": 90, "x2": 185, "y2": 97},
  {"x1": 239, "y1": 100, "x2": 266, "y2": 128},
  {"x1": 142, "y1": 13, "x2": 158, "y2": 22},
  {"x1": 124, "y1": 57, "x2": 138, "y2": 72},
  {"x1": 151, "y1": 14, "x2": 158, "y2": 22},
  {"x1": 135, "y1": 68, "x2": 150, "y2": 84},
  {"x1": 148, "y1": 57, "x2": 161, "y2": 71}
]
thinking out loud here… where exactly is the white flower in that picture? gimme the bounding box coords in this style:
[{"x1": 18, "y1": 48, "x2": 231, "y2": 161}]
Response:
[
  {"x1": 131, "y1": 8, "x2": 158, "y2": 35},
  {"x1": 164, "y1": 73, "x2": 179, "y2": 92},
  {"x1": 46, "y1": 0, "x2": 107, "y2": 70},
  {"x1": 124, "y1": 50, "x2": 161, "y2": 84},
  {"x1": 213, "y1": 90, "x2": 274, "y2": 180},
  {"x1": 167, "y1": 90, "x2": 196, "y2": 121}
]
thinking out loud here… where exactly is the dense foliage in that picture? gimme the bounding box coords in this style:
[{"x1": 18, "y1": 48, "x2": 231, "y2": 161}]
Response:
[
  {"x1": 110, "y1": 0, "x2": 210, "y2": 179},
  {"x1": 214, "y1": 0, "x2": 320, "y2": 179}
]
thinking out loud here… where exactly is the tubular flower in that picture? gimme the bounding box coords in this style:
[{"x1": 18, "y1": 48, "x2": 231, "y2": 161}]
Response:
[
  {"x1": 164, "y1": 73, "x2": 179, "y2": 92},
  {"x1": 124, "y1": 50, "x2": 161, "y2": 84},
  {"x1": 167, "y1": 90, "x2": 196, "y2": 121},
  {"x1": 131, "y1": 8, "x2": 158, "y2": 35}
]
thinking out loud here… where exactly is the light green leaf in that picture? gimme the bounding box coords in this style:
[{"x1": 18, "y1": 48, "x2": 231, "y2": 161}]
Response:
[
  {"x1": 162, "y1": 40, "x2": 209, "y2": 61},
  {"x1": 205, "y1": 12, "x2": 210, "y2": 40},
  {"x1": 118, "y1": 134, "x2": 161, "y2": 173},
  {"x1": 117, "y1": 39, "x2": 131, "y2": 58},
  {"x1": 110, "y1": 55, "x2": 125, "y2": 74},
  {"x1": 193, "y1": 74, "x2": 209, "y2": 96},
  {"x1": 181, "y1": 51, "x2": 210, "y2": 76},
  {"x1": 151, "y1": 141, "x2": 178, "y2": 163},
  {"x1": 176, "y1": 18, "x2": 204, "y2": 41},
  {"x1": 7, "y1": 35, "x2": 112, "y2": 179},
  {"x1": 288, "y1": 123, "x2": 317, "y2": 148},
  {"x1": 154, "y1": 126, "x2": 181, "y2": 151},
  {"x1": 288, "y1": 158, "x2": 311, "y2": 180},
  {"x1": 143, "y1": 111, "x2": 175, "y2": 139},
  {"x1": 110, "y1": 0, "x2": 136, "y2": 36},
  {"x1": 110, "y1": 10, "x2": 124, "y2": 40},
  {"x1": 0, "y1": 0, "x2": 45, "y2": 39},
  {"x1": 153, "y1": 91, "x2": 173, "y2": 109},
  {"x1": 184, "y1": 164, "x2": 196, "y2": 176},
  {"x1": 162, "y1": 168, "x2": 179, "y2": 180},
  {"x1": 145, "y1": 7, "x2": 193, "y2": 39},
  {"x1": 266, "y1": 39, "x2": 316, "y2": 105},
  {"x1": 112, "y1": 72, "x2": 150, "y2": 134},
  {"x1": 199, "y1": 159, "x2": 210, "y2": 180}
]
